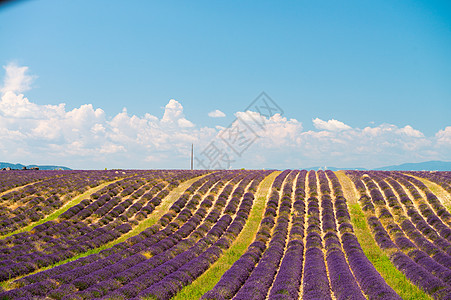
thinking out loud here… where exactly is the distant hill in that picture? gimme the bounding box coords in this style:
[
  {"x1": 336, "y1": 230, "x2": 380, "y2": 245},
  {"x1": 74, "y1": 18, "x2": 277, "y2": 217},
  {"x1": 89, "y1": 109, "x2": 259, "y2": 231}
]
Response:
[
  {"x1": 2, "y1": 160, "x2": 449, "y2": 171},
  {"x1": 305, "y1": 161, "x2": 451, "y2": 171},
  {"x1": 375, "y1": 161, "x2": 451, "y2": 171},
  {"x1": 0, "y1": 162, "x2": 71, "y2": 170}
]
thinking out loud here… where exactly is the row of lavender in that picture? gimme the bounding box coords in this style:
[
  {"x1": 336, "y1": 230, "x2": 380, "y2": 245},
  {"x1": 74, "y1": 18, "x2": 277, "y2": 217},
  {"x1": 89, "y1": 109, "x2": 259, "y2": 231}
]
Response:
[
  {"x1": 324, "y1": 171, "x2": 399, "y2": 299},
  {"x1": 204, "y1": 169, "x2": 400, "y2": 300},
  {"x1": 346, "y1": 170, "x2": 451, "y2": 299},
  {"x1": 0, "y1": 170, "x2": 144, "y2": 235},
  {"x1": 0, "y1": 170, "x2": 269, "y2": 299},
  {"x1": 1, "y1": 170, "x2": 450, "y2": 299},
  {"x1": 202, "y1": 169, "x2": 294, "y2": 299},
  {"x1": 301, "y1": 170, "x2": 398, "y2": 300},
  {"x1": 0, "y1": 171, "x2": 170, "y2": 257},
  {"x1": 298, "y1": 170, "x2": 332, "y2": 299},
  {"x1": 0, "y1": 170, "x2": 67, "y2": 194},
  {"x1": 129, "y1": 171, "x2": 268, "y2": 300},
  {"x1": 406, "y1": 171, "x2": 451, "y2": 194},
  {"x1": 0, "y1": 170, "x2": 206, "y2": 282},
  {"x1": 231, "y1": 170, "x2": 297, "y2": 299},
  {"x1": 0, "y1": 170, "x2": 226, "y2": 297},
  {"x1": 41, "y1": 171, "x2": 246, "y2": 299}
]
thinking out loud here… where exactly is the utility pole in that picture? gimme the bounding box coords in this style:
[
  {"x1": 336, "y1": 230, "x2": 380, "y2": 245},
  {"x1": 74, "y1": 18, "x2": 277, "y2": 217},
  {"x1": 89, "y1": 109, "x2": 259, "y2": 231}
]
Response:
[{"x1": 190, "y1": 143, "x2": 193, "y2": 170}]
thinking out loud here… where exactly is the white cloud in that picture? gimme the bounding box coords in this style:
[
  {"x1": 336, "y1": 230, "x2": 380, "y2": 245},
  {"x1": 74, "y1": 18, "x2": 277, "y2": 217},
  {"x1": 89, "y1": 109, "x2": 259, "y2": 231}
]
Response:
[
  {"x1": 1, "y1": 63, "x2": 36, "y2": 94},
  {"x1": 98, "y1": 143, "x2": 126, "y2": 154},
  {"x1": 0, "y1": 127, "x2": 25, "y2": 140},
  {"x1": 224, "y1": 113, "x2": 448, "y2": 169},
  {"x1": 231, "y1": 112, "x2": 303, "y2": 148},
  {"x1": 178, "y1": 118, "x2": 195, "y2": 128},
  {"x1": 0, "y1": 64, "x2": 210, "y2": 168},
  {"x1": 91, "y1": 123, "x2": 106, "y2": 134},
  {"x1": 0, "y1": 64, "x2": 449, "y2": 169},
  {"x1": 313, "y1": 118, "x2": 351, "y2": 131},
  {"x1": 161, "y1": 99, "x2": 194, "y2": 128},
  {"x1": 208, "y1": 109, "x2": 226, "y2": 118},
  {"x1": 234, "y1": 110, "x2": 262, "y2": 124},
  {"x1": 0, "y1": 91, "x2": 66, "y2": 119},
  {"x1": 436, "y1": 126, "x2": 451, "y2": 146},
  {"x1": 397, "y1": 125, "x2": 424, "y2": 138}
]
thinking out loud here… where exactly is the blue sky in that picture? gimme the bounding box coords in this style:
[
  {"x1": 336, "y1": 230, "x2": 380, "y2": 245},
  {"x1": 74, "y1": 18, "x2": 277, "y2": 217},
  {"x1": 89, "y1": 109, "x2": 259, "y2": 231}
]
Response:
[{"x1": 0, "y1": 0, "x2": 450, "y2": 169}]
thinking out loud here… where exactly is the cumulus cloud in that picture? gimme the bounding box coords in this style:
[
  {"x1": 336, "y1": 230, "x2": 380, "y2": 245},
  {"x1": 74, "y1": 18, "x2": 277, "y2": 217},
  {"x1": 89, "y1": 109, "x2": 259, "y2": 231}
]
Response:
[
  {"x1": 313, "y1": 118, "x2": 351, "y2": 131},
  {"x1": 1, "y1": 63, "x2": 36, "y2": 94},
  {"x1": 161, "y1": 99, "x2": 194, "y2": 127},
  {"x1": 397, "y1": 125, "x2": 424, "y2": 138},
  {"x1": 208, "y1": 109, "x2": 226, "y2": 118},
  {"x1": 292, "y1": 121, "x2": 439, "y2": 168},
  {"x1": 232, "y1": 111, "x2": 303, "y2": 147},
  {"x1": 436, "y1": 126, "x2": 451, "y2": 146},
  {"x1": 0, "y1": 63, "x2": 449, "y2": 169},
  {"x1": 0, "y1": 64, "x2": 208, "y2": 168},
  {"x1": 218, "y1": 111, "x2": 448, "y2": 169},
  {"x1": 0, "y1": 90, "x2": 66, "y2": 119}
]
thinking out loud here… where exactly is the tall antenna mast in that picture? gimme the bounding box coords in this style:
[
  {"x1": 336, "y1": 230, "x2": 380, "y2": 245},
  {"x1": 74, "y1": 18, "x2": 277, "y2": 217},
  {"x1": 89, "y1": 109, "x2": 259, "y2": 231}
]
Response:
[{"x1": 190, "y1": 143, "x2": 193, "y2": 170}]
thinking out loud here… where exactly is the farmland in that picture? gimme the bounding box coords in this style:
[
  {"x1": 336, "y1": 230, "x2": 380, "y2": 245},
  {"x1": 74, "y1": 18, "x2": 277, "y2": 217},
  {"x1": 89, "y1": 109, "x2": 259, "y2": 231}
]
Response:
[{"x1": 0, "y1": 169, "x2": 450, "y2": 299}]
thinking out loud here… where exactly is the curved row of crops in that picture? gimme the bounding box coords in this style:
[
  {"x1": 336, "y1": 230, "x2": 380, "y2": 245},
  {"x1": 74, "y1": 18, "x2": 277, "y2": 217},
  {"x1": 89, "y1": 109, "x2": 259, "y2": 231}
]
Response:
[{"x1": 0, "y1": 169, "x2": 450, "y2": 299}]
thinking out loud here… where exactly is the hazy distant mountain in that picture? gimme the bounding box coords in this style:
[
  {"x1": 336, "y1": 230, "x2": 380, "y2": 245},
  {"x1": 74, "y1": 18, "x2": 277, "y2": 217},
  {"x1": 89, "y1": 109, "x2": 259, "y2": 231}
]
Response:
[
  {"x1": 0, "y1": 162, "x2": 71, "y2": 170},
  {"x1": 2, "y1": 161, "x2": 449, "y2": 171},
  {"x1": 305, "y1": 161, "x2": 451, "y2": 171},
  {"x1": 374, "y1": 161, "x2": 451, "y2": 171}
]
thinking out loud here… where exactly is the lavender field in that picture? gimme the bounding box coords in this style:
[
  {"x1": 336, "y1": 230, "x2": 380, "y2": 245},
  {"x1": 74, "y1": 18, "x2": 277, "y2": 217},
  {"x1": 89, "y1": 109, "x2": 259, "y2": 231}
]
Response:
[{"x1": 0, "y1": 169, "x2": 450, "y2": 299}]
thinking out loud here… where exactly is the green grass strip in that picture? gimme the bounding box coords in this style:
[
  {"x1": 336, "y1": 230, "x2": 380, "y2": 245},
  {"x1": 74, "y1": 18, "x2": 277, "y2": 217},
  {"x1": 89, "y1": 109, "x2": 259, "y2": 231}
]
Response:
[
  {"x1": 348, "y1": 204, "x2": 431, "y2": 300},
  {"x1": 1, "y1": 175, "x2": 203, "y2": 290},
  {"x1": 172, "y1": 171, "x2": 279, "y2": 300},
  {"x1": 0, "y1": 179, "x2": 123, "y2": 239},
  {"x1": 336, "y1": 172, "x2": 430, "y2": 300}
]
